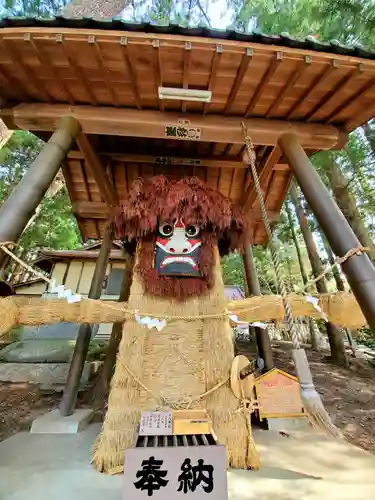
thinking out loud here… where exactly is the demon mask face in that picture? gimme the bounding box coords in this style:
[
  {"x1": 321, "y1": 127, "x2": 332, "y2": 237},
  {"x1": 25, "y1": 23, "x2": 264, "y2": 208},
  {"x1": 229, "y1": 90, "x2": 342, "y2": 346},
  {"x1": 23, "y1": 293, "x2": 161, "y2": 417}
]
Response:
[
  {"x1": 155, "y1": 217, "x2": 201, "y2": 277},
  {"x1": 114, "y1": 176, "x2": 249, "y2": 300}
]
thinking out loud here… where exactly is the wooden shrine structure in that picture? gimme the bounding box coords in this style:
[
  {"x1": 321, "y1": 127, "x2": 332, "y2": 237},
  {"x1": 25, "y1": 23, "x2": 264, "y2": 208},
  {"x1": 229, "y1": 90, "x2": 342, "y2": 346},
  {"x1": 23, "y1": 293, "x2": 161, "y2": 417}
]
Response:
[{"x1": 0, "y1": 19, "x2": 375, "y2": 417}]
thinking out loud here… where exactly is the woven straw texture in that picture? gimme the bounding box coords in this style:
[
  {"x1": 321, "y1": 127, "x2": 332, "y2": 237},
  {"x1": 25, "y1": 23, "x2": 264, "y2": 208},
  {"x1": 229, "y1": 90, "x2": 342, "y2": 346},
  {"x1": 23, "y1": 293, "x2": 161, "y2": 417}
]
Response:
[
  {"x1": 0, "y1": 290, "x2": 366, "y2": 338},
  {"x1": 92, "y1": 248, "x2": 249, "y2": 473}
]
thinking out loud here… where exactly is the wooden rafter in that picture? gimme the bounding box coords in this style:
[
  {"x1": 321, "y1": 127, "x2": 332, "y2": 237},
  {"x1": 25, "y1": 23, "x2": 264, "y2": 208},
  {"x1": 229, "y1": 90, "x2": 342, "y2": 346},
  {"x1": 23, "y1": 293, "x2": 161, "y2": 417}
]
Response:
[
  {"x1": 181, "y1": 42, "x2": 192, "y2": 113},
  {"x1": 203, "y1": 44, "x2": 222, "y2": 115},
  {"x1": 306, "y1": 64, "x2": 364, "y2": 121},
  {"x1": 241, "y1": 146, "x2": 282, "y2": 210},
  {"x1": 0, "y1": 37, "x2": 49, "y2": 102},
  {"x1": 0, "y1": 57, "x2": 29, "y2": 101},
  {"x1": 88, "y1": 36, "x2": 119, "y2": 107},
  {"x1": 245, "y1": 52, "x2": 283, "y2": 117},
  {"x1": 152, "y1": 39, "x2": 165, "y2": 112},
  {"x1": 28, "y1": 35, "x2": 75, "y2": 105},
  {"x1": 76, "y1": 133, "x2": 118, "y2": 206},
  {"x1": 120, "y1": 37, "x2": 142, "y2": 110},
  {"x1": 225, "y1": 48, "x2": 253, "y2": 115},
  {"x1": 348, "y1": 101, "x2": 375, "y2": 131},
  {"x1": 1, "y1": 104, "x2": 344, "y2": 150},
  {"x1": 265, "y1": 56, "x2": 311, "y2": 118},
  {"x1": 286, "y1": 61, "x2": 338, "y2": 119},
  {"x1": 328, "y1": 77, "x2": 375, "y2": 124},
  {"x1": 58, "y1": 35, "x2": 98, "y2": 105}
]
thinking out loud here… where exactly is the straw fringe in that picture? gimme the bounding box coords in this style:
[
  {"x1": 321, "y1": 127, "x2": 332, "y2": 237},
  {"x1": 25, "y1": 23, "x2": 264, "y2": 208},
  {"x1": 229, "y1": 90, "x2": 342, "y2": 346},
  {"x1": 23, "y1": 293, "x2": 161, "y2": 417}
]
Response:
[
  {"x1": 92, "y1": 248, "x2": 253, "y2": 473},
  {"x1": 301, "y1": 393, "x2": 344, "y2": 439}
]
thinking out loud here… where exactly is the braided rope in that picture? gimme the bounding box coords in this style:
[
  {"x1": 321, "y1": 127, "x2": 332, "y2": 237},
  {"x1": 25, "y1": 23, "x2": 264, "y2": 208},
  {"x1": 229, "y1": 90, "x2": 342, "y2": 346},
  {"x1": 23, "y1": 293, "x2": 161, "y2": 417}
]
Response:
[
  {"x1": 301, "y1": 246, "x2": 370, "y2": 292},
  {"x1": 241, "y1": 123, "x2": 300, "y2": 349}
]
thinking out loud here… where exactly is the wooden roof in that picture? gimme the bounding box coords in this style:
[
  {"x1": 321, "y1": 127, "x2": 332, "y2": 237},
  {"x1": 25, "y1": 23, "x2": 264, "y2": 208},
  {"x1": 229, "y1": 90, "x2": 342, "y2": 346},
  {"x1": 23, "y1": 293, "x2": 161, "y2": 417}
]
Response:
[{"x1": 1, "y1": 20, "x2": 375, "y2": 244}]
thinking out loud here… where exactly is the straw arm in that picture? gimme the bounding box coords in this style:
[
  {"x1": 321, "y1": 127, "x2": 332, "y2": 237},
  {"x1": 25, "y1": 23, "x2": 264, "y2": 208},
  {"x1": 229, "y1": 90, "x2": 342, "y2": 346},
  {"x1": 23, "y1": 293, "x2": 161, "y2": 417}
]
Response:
[{"x1": 0, "y1": 291, "x2": 366, "y2": 337}]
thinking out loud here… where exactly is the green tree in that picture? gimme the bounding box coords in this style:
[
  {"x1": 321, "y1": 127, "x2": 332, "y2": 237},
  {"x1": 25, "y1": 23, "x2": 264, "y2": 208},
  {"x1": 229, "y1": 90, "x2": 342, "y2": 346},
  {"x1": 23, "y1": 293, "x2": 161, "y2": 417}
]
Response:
[
  {"x1": 0, "y1": 130, "x2": 81, "y2": 279},
  {"x1": 1, "y1": 0, "x2": 69, "y2": 17},
  {"x1": 290, "y1": 182, "x2": 348, "y2": 366}
]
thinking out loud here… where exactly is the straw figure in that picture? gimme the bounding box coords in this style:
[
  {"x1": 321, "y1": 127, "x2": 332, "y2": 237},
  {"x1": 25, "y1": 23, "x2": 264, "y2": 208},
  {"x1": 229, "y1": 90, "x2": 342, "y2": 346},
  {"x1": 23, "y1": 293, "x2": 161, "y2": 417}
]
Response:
[{"x1": 92, "y1": 176, "x2": 259, "y2": 473}]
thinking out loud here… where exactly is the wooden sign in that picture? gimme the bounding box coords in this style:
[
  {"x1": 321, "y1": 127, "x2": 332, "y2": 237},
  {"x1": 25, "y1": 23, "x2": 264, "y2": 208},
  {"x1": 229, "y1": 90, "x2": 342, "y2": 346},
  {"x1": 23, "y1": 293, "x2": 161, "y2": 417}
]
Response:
[
  {"x1": 139, "y1": 411, "x2": 173, "y2": 436},
  {"x1": 254, "y1": 368, "x2": 305, "y2": 420},
  {"x1": 154, "y1": 157, "x2": 202, "y2": 166},
  {"x1": 165, "y1": 119, "x2": 201, "y2": 141},
  {"x1": 123, "y1": 445, "x2": 228, "y2": 499}
]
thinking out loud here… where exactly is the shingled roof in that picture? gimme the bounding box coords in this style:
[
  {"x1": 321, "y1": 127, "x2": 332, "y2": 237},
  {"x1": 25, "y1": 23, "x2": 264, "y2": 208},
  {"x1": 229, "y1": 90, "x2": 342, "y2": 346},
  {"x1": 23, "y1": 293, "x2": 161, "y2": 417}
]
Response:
[{"x1": 0, "y1": 16, "x2": 374, "y2": 61}]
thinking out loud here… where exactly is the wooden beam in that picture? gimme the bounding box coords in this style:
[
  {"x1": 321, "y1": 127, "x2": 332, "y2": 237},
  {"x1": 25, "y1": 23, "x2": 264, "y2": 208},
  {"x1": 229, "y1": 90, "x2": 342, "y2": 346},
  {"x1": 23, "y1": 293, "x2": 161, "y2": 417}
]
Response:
[
  {"x1": 0, "y1": 103, "x2": 344, "y2": 150},
  {"x1": 241, "y1": 146, "x2": 282, "y2": 209},
  {"x1": 72, "y1": 200, "x2": 280, "y2": 222},
  {"x1": 76, "y1": 133, "x2": 118, "y2": 206},
  {"x1": 68, "y1": 151, "x2": 258, "y2": 169},
  {"x1": 41, "y1": 249, "x2": 126, "y2": 260}
]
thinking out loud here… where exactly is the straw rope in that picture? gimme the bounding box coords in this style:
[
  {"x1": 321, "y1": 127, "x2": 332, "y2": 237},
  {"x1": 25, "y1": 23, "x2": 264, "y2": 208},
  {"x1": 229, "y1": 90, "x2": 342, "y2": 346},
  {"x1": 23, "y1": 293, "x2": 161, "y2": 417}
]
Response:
[
  {"x1": 119, "y1": 355, "x2": 230, "y2": 410},
  {"x1": 0, "y1": 241, "x2": 367, "y2": 329},
  {"x1": 242, "y1": 124, "x2": 343, "y2": 439},
  {"x1": 241, "y1": 125, "x2": 300, "y2": 349},
  {"x1": 301, "y1": 246, "x2": 370, "y2": 292}
]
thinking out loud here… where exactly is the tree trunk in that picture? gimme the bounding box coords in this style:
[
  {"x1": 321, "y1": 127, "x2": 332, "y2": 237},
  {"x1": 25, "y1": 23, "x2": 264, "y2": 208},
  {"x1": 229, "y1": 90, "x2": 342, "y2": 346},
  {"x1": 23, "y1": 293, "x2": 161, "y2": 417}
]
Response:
[
  {"x1": 290, "y1": 183, "x2": 348, "y2": 367},
  {"x1": 318, "y1": 229, "x2": 357, "y2": 356},
  {"x1": 324, "y1": 157, "x2": 375, "y2": 266},
  {"x1": 362, "y1": 122, "x2": 375, "y2": 157},
  {"x1": 285, "y1": 201, "x2": 321, "y2": 350},
  {"x1": 319, "y1": 230, "x2": 346, "y2": 292}
]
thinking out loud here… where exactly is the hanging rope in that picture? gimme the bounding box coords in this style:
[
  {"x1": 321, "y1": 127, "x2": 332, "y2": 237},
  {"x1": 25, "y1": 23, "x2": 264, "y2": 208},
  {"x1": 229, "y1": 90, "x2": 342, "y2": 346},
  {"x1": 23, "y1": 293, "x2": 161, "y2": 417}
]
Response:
[
  {"x1": 241, "y1": 125, "x2": 300, "y2": 350},
  {"x1": 241, "y1": 123, "x2": 343, "y2": 439}
]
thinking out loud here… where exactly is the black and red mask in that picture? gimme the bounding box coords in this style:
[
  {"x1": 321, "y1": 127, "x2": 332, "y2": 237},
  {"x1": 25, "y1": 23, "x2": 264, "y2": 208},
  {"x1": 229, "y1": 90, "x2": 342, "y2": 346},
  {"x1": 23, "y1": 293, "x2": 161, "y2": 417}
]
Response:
[
  {"x1": 114, "y1": 175, "x2": 250, "y2": 300},
  {"x1": 155, "y1": 216, "x2": 201, "y2": 277}
]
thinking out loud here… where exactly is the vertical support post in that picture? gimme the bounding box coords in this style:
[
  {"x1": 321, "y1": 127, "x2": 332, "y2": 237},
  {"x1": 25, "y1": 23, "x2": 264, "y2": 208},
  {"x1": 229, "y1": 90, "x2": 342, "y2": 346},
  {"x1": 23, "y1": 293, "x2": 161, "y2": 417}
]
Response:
[
  {"x1": 279, "y1": 133, "x2": 375, "y2": 333},
  {"x1": 0, "y1": 116, "x2": 81, "y2": 269},
  {"x1": 60, "y1": 225, "x2": 113, "y2": 416},
  {"x1": 93, "y1": 252, "x2": 134, "y2": 405},
  {"x1": 242, "y1": 245, "x2": 274, "y2": 370}
]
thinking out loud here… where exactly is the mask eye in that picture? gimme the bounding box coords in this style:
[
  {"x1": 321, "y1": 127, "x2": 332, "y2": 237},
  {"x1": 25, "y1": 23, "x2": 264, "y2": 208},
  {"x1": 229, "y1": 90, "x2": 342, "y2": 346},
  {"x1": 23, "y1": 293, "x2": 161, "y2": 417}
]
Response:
[
  {"x1": 185, "y1": 225, "x2": 199, "y2": 237},
  {"x1": 159, "y1": 223, "x2": 174, "y2": 237}
]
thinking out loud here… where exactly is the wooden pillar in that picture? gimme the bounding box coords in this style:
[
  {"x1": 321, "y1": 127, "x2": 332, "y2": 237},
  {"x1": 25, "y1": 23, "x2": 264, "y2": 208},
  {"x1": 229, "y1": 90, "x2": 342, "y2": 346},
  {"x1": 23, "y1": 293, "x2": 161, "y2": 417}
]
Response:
[
  {"x1": 242, "y1": 245, "x2": 274, "y2": 370},
  {"x1": 93, "y1": 253, "x2": 134, "y2": 406},
  {"x1": 60, "y1": 225, "x2": 113, "y2": 416},
  {"x1": 279, "y1": 133, "x2": 375, "y2": 333},
  {"x1": 0, "y1": 116, "x2": 81, "y2": 269}
]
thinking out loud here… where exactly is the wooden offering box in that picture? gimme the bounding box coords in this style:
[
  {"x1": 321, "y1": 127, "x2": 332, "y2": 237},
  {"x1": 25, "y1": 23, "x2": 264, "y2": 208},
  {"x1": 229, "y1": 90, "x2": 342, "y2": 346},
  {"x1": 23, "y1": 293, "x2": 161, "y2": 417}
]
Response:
[
  {"x1": 254, "y1": 368, "x2": 305, "y2": 421},
  {"x1": 172, "y1": 410, "x2": 212, "y2": 435}
]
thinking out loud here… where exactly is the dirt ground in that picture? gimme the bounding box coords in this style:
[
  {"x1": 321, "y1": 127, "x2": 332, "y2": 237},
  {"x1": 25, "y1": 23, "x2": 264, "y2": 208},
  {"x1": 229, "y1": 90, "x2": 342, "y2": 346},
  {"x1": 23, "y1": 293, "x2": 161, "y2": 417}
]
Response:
[
  {"x1": 237, "y1": 339, "x2": 375, "y2": 454},
  {"x1": 0, "y1": 382, "x2": 93, "y2": 442},
  {"x1": 1, "y1": 341, "x2": 375, "y2": 454}
]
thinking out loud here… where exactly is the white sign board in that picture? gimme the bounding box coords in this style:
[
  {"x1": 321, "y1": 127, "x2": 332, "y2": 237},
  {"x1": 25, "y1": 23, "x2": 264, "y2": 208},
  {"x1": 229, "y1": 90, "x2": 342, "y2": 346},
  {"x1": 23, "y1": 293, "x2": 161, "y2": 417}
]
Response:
[
  {"x1": 123, "y1": 445, "x2": 228, "y2": 499},
  {"x1": 139, "y1": 411, "x2": 173, "y2": 436}
]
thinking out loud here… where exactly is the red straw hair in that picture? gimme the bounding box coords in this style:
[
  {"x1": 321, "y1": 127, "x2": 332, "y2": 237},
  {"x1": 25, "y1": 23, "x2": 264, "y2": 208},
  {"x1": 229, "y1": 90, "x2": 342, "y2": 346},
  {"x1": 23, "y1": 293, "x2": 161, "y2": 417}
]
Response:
[{"x1": 113, "y1": 176, "x2": 249, "y2": 254}]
